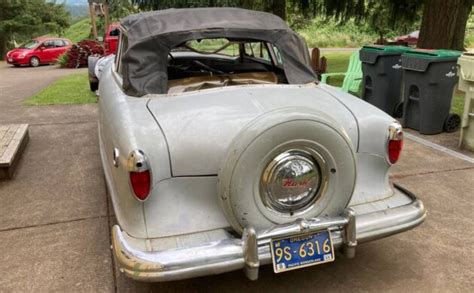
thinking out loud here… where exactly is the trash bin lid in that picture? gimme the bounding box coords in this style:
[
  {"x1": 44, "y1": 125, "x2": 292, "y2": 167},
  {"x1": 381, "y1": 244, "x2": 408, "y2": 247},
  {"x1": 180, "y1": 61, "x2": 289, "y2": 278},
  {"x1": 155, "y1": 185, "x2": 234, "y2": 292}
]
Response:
[
  {"x1": 403, "y1": 49, "x2": 462, "y2": 60},
  {"x1": 360, "y1": 45, "x2": 412, "y2": 64},
  {"x1": 362, "y1": 45, "x2": 413, "y2": 54},
  {"x1": 402, "y1": 49, "x2": 462, "y2": 72},
  {"x1": 458, "y1": 50, "x2": 474, "y2": 82}
]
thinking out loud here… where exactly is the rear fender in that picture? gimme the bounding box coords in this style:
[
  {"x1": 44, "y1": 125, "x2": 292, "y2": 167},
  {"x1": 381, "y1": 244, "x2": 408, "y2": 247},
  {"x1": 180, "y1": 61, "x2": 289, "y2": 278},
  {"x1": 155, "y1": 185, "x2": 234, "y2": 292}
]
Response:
[{"x1": 99, "y1": 65, "x2": 171, "y2": 238}]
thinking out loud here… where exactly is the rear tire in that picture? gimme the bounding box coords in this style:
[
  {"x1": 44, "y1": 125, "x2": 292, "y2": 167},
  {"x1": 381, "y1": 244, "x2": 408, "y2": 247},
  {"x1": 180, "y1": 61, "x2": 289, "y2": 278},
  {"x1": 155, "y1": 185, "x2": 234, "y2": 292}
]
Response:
[
  {"x1": 90, "y1": 80, "x2": 99, "y2": 92},
  {"x1": 30, "y1": 57, "x2": 40, "y2": 67},
  {"x1": 444, "y1": 113, "x2": 461, "y2": 133}
]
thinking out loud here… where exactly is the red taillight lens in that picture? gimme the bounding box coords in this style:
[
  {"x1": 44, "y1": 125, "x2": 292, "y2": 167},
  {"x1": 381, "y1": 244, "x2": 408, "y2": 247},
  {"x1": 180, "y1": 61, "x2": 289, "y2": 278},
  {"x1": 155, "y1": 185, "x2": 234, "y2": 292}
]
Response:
[
  {"x1": 388, "y1": 139, "x2": 403, "y2": 164},
  {"x1": 130, "y1": 170, "x2": 151, "y2": 200}
]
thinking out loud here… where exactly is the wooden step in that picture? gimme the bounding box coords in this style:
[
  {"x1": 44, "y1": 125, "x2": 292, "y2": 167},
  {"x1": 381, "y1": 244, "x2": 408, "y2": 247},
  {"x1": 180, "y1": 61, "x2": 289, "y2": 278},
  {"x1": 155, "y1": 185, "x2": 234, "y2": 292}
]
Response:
[{"x1": 0, "y1": 124, "x2": 29, "y2": 179}]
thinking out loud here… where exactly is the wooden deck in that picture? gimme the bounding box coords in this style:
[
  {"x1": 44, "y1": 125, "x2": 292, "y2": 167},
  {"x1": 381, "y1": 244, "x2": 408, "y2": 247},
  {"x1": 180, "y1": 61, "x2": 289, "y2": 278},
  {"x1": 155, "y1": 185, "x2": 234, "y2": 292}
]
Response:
[{"x1": 0, "y1": 124, "x2": 29, "y2": 179}]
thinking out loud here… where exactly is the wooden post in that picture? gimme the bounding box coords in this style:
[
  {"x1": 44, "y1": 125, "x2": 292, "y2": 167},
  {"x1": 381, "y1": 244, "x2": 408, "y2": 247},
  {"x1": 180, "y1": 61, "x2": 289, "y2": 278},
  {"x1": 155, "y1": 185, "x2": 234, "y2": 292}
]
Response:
[
  {"x1": 104, "y1": 1, "x2": 109, "y2": 34},
  {"x1": 89, "y1": 2, "x2": 98, "y2": 40}
]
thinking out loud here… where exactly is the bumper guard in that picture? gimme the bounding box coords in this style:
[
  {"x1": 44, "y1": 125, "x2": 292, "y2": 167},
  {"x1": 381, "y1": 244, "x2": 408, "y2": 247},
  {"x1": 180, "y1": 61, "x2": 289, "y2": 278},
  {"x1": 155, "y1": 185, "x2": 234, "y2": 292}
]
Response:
[{"x1": 112, "y1": 185, "x2": 426, "y2": 282}]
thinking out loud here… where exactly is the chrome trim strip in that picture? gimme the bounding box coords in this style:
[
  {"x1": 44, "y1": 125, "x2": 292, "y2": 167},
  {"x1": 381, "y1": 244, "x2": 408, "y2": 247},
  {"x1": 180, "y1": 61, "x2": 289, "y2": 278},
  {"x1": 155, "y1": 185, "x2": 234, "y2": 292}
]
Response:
[{"x1": 112, "y1": 185, "x2": 426, "y2": 282}]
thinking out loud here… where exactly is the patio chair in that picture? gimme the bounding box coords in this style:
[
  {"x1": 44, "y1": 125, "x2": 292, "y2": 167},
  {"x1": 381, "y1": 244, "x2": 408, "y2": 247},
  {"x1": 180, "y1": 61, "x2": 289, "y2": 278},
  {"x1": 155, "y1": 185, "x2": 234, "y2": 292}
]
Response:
[{"x1": 320, "y1": 51, "x2": 362, "y2": 94}]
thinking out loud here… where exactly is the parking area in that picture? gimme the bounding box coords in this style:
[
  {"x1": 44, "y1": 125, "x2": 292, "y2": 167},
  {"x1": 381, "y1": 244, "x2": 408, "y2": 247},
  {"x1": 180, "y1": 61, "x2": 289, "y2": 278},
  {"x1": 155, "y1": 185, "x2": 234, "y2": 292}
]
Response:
[{"x1": 0, "y1": 62, "x2": 473, "y2": 292}]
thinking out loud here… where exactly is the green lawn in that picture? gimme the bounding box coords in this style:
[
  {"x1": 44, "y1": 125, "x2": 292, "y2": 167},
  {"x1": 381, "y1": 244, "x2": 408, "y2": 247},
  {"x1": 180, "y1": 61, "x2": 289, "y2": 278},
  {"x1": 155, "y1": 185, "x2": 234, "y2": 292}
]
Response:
[
  {"x1": 25, "y1": 73, "x2": 97, "y2": 105},
  {"x1": 322, "y1": 51, "x2": 465, "y2": 116},
  {"x1": 323, "y1": 51, "x2": 353, "y2": 87}
]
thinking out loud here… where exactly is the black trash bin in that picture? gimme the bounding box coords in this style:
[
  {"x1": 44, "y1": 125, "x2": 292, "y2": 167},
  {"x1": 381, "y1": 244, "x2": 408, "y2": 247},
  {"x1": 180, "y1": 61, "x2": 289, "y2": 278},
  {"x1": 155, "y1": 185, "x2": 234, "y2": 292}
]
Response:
[
  {"x1": 360, "y1": 45, "x2": 412, "y2": 117},
  {"x1": 401, "y1": 49, "x2": 462, "y2": 134}
]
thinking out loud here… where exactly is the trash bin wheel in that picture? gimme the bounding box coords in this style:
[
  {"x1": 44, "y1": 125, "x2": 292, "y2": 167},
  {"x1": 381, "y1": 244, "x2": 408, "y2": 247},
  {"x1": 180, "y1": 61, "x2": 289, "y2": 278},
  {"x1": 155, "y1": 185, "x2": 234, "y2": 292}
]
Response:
[
  {"x1": 393, "y1": 102, "x2": 404, "y2": 118},
  {"x1": 444, "y1": 113, "x2": 461, "y2": 133}
]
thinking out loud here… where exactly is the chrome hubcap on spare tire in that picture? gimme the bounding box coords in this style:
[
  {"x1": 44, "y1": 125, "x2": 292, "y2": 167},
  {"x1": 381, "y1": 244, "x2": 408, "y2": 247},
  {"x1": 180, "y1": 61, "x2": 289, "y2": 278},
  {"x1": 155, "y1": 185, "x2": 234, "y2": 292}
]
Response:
[{"x1": 260, "y1": 149, "x2": 326, "y2": 213}]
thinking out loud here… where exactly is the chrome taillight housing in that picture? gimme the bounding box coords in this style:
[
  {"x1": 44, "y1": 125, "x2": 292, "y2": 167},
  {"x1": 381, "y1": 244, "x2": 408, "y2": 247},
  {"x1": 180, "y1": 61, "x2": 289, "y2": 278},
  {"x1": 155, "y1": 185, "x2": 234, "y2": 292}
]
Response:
[
  {"x1": 387, "y1": 123, "x2": 403, "y2": 164},
  {"x1": 127, "y1": 149, "x2": 152, "y2": 201}
]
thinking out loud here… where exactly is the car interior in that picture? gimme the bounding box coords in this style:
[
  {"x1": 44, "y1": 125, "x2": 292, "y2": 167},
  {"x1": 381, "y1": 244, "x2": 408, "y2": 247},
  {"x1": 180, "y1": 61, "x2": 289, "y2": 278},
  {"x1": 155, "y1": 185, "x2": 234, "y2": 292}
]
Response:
[{"x1": 167, "y1": 38, "x2": 288, "y2": 93}]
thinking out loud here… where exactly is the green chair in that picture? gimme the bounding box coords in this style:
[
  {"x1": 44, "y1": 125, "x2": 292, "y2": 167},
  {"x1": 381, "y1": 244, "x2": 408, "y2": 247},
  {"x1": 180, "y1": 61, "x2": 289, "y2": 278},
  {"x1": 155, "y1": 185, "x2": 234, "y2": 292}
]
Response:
[{"x1": 320, "y1": 51, "x2": 362, "y2": 94}]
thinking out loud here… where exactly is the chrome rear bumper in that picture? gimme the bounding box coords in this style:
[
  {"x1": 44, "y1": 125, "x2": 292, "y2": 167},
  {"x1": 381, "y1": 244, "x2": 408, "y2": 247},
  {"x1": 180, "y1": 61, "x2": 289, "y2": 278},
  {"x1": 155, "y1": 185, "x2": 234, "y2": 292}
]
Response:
[{"x1": 111, "y1": 185, "x2": 426, "y2": 282}]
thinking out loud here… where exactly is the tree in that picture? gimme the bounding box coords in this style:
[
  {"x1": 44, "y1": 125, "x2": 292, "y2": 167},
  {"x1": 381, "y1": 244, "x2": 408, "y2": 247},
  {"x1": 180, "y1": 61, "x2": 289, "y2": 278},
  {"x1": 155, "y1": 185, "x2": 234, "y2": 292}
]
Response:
[
  {"x1": 311, "y1": 0, "x2": 470, "y2": 50},
  {"x1": 131, "y1": 0, "x2": 472, "y2": 49},
  {"x1": 0, "y1": 0, "x2": 69, "y2": 56},
  {"x1": 266, "y1": 0, "x2": 287, "y2": 20},
  {"x1": 107, "y1": 0, "x2": 139, "y2": 21},
  {"x1": 132, "y1": 0, "x2": 287, "y2": 19},
  {"x1": 418, "y1": 0, "x2": 473, "y2": 50}
]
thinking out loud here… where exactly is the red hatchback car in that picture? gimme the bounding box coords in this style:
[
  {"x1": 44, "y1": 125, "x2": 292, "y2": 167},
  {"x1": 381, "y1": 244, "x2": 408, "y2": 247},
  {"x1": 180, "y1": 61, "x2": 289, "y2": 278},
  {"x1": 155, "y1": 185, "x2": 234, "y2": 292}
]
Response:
[{"x1": 5, "y1": 37, "x2": 72, "y2": 67}]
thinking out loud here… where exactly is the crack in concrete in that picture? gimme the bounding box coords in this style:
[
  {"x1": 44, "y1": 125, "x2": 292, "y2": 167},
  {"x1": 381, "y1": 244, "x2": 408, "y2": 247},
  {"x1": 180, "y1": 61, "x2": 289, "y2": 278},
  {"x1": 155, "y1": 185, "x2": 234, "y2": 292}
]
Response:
[
  {"x1": 29, "y1": 121, "x2": 98, "y2": 127},
  {"x1": 391, "y1": 165, "x2": 474, "y2": 179},
  {"x1": 0, "y1": 214, "x2": 109, "y2": 233},
  {"x1": 406, "y1": 133, "x2": 474, "y2": 164}
]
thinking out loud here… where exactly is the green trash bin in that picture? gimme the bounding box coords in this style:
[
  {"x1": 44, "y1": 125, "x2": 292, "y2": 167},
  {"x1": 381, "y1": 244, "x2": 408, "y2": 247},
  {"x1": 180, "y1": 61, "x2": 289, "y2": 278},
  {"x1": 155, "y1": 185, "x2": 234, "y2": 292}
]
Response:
[
  {"x1": 360, "y1": 45, "x2": 412, "y2": 117},
  {"x1": 401, "y1": 49, "x2": 462, "y2": 135},
  {"x1": 458, "y1": 51, "x2": 474, "y2": 151}
]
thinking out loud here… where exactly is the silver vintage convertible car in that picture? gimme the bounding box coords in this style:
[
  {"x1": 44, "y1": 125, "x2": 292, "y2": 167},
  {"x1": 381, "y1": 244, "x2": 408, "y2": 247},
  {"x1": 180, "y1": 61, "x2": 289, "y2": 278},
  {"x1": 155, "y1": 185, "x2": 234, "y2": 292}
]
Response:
[{"x1": 97, "y1": 8, "x2": 426, "y2": 282}]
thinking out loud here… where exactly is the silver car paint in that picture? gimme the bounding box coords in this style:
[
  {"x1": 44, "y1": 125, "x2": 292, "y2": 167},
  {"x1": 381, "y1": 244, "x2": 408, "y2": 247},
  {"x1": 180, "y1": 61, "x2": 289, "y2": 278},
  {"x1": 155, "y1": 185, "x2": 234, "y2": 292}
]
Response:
[
  {"x1": 99, "y1": 62, "x2": 397, "y2": 239},
  {"x1": 99, "y1": 67, "x2": 171, "y2": 238},
  {"x1": 146, "y1": 83, "x2": 359, "y2": 176}
]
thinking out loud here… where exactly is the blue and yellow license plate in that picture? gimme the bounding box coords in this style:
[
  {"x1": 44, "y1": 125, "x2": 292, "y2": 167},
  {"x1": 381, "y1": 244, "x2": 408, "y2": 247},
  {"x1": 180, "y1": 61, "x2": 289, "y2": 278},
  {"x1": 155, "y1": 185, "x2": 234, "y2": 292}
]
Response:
[{"x1": 270, "y1": 230, "x2": 335, "y2": 273}]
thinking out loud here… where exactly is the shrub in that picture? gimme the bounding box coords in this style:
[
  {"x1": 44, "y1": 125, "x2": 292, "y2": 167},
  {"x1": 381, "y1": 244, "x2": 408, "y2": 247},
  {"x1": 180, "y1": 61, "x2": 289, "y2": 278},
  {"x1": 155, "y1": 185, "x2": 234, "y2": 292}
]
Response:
[
  {"x1": 57, "y1": 52, "x2": 68, "y2": 68},
  {"x1": 63, "y1": 40, "x2": 104, "y2": 68}
]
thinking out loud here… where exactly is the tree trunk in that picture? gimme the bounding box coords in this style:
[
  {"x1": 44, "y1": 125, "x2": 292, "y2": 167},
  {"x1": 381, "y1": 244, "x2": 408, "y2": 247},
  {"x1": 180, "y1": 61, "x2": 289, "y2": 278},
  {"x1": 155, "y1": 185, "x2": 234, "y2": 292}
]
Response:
[
  {"x1": 301, "y1": 0, "x2": 309, "y2": 16},
  {"x1": 418, "y1": 0, "x2": 471, "y2": 50},
  {"x1": 451, "y1": 0, "x2": 473, "y2": 50},
  {"x1": 271, "y1": 0, "x2": 287, "y2": 20},
  {"x1": 239, "y1": 0, "x2": 253, "y2": 10},
  {"x1": 0, "y1": 34, "x2": 7, "y2": 57}
]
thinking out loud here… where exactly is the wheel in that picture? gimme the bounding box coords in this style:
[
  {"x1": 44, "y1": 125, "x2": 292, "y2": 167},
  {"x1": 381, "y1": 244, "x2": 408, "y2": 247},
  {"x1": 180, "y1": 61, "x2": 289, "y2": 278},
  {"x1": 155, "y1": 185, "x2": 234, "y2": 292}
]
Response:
[
  {"x1": 444, "y1": 113, "x2": 461, "y2": 133},
  {"x1": 393, "y1": 102, "x2": 404, "y2": 118},
  {"x1": 90, "y1": 80, "x2": 99, "y2": 92},
  {"x1": 218, "y1": 110, "x2": 356, "y2": 233},
  {"x1": 29, "y1": 56, "x2": 40, "y2": 67}
]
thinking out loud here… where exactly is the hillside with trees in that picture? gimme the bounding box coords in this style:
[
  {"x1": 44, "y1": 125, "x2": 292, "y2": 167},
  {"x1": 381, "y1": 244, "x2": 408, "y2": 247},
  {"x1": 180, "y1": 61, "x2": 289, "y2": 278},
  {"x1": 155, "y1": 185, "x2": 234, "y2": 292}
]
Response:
[
  {"x1": 0, "y1": 0, "x2": 70, "y2": 56},
  {"x1": 1, "y1": 0, "x2": 472, "y2": 57}
]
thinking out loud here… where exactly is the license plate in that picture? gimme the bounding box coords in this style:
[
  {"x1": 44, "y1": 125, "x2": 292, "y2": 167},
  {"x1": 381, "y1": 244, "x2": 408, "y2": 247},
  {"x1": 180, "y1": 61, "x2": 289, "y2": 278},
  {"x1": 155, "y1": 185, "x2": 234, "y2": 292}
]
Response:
[
  {"x1": 270, "y1": 230, "x2": 335, "y2": 273},
  {"x1": 8, "y1": 58, "x2": 13, "y2": 62}
]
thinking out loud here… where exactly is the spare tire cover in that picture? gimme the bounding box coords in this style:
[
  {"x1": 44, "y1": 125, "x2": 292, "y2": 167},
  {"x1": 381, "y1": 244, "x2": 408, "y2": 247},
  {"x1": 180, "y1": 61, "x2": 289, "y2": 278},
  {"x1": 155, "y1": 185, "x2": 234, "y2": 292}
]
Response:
[{"x1": 217, "y1": 109, "x2": 357, "y2": 233}]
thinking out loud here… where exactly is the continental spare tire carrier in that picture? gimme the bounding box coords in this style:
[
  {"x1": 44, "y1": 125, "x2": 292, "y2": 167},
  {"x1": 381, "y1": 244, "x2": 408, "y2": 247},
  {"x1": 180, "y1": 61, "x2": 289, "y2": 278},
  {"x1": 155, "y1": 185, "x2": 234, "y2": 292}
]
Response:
[{"x1": 218, "y1": 109, "x2": 357, "y2": 233}]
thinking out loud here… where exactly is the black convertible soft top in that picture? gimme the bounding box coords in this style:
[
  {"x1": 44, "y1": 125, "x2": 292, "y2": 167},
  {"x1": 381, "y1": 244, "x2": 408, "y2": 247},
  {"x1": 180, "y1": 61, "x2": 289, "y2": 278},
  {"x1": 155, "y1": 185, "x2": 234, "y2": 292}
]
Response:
[{"x1": 120, "y1": 8, "x2": 317, "y2": 96}]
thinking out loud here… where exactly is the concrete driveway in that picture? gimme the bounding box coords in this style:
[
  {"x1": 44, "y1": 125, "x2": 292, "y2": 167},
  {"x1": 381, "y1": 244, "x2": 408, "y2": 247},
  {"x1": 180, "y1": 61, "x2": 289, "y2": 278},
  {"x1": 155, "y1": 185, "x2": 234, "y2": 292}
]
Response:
[{"x1": 0, "y1": 62, "x2": 473, "y2": 292}]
